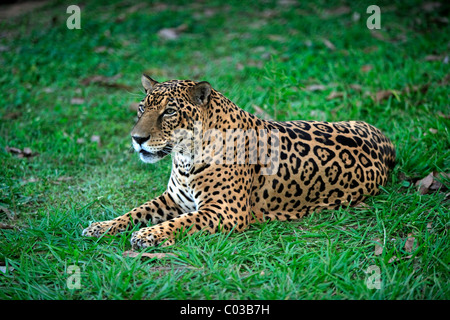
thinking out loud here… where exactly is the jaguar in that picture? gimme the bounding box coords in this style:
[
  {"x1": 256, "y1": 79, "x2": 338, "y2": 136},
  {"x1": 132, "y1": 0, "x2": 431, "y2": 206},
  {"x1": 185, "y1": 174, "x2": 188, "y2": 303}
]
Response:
[{"x1": 82, "y1": 75, "x2": 396, "y2": 248}]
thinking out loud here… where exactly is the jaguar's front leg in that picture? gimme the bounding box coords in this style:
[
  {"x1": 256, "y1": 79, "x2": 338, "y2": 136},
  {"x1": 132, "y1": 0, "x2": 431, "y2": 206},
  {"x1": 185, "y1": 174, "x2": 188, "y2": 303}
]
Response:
[
  {"x1": 130, "y1": 203, "x2": 252, "y2": 248},
  {"x1": 82, "y1": 192, "x2": 182, "y2": 237}
]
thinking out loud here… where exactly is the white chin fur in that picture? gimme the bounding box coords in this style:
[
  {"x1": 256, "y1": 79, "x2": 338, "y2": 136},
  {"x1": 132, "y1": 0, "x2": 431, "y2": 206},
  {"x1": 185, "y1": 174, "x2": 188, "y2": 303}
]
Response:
[
  {"x1": 132, "y1": 138, "x2": 168, "y2": 163},
  {"x1": 139, "y1": 152, "x2": 161, "y2": 163}
]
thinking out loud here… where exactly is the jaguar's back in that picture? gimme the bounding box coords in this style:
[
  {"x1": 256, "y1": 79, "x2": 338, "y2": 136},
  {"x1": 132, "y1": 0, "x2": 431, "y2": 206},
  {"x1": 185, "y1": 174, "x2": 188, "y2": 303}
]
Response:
[{"x1": 247, "y1": 118, "x2": 396, "y2": 222}]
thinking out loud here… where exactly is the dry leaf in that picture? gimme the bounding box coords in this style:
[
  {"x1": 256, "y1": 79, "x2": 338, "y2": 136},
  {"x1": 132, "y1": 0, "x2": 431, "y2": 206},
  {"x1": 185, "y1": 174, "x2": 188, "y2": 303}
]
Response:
[
  {"x1": 268, "y1": 35, "x2": 287, "y2": 42},
  {"x1": 94, "y1": 46, "x2": 106, "y2": 53},
  {"x1": 22, "y1": 147, "x2": 32, "y2": 156},
  {"x1": 5, "y1": 146, "x2": 38, "y2": 158},
  {"x1": 375, "y1": 90, "x2": 393, "y2": 102},
  {"x1": 424, "y1": 55, "x2": 439, "y2": 61},
  {"x1": 415, "y1": 172, "x2": 435, "y2": 195},
  {"x1": 363, "y1": 46, "x2": 379, "y2": 53},
  {"x1": 71, "y1": 97, "x2": 84, "y2": 105},
  {"x1": 428, "y1": 176, "x2": 445, "y2": 191},
  {"x1": 21, "y1": 177, "x2": 39, "y2": 184},
  {"x1": 353, "y1": 202, "x2": 371, "y2": 209},
  {"x1": 94, "y1": 46, "x2": 113, "y2": 53},
  {"x1": 374, "y1": 238, "x2": 383, "y2": 256},
  {"x1": 80, "y1": 74, "x2": 132, "y2": 90},
  {"x1": 349, "y1": 84, "x2": 362, "y2": 91},
  {"x1": 404, "y1": 234, "x2": 416, "y2": 253},
  {"x1": 52, "y1": 176, "x2": 73, "y2": 185},
  {"x1": 5, "y1": 146, "x2": 22, "y2": 154},
  {"x1": 81, "y1": 74, "x2": 121, "y2": 85},
  {"x1": 90, "y1": 135, "x2": 101, "y2": 146},
  {"x1": 248, "y1": 60, "x2": 264, "y2": 70},
  {"x1": 203, "y1": 8, "x2": 217, "y2": 17},
  {"x1": 403, "y1": 83, "x2": 430, "y2": 95},
  {"x1": 158, "y1": 24, "x2": 188, "y2": 40},
  {"x1": 158, "y1": 29, "x2": 178, "y2": 40},
  {"x1": 415, "y1": 172, "x2": 449, "y2": 194},
  {"x1": 304, "y1": 84, "x2": 327, "y2": 91},
  {"x1": 371, "y1": 30, "x2": 387, "y2": 41},
  {"x1": 2, "y1": 111, "x2": 21, "y2": 120},
  {"x1": 235, "y1": 62, "x2": 244, "y2": 71},
  {"x1": 57, "y1": 176, "x2": 73, "y2": 182},
  {"x1": 437, "y1": 112, "x2": 450, "y2": 119},
  {"x1": 322, "y1": 38, "x2": 336, "y2": 51},
  {"x1": 322, "y1": 6, "x2": 351, "y2": 17},
  {"x1": 126, "y1": 3, "x2": 147, "y2": 13},
  {"x1": 431, "y1": 172, "x2": 450, "y2": 190},
  {"x1": 123, "y1": 250, "x2": 178, "y2": 259},
  {"x1": 105, "y1": 83, "x2": 133, "y2": 90},
  {"x1": 424, "y1": 54, "x2": 447, "y2": 62},
  {"x1": 360, "y1": 64, "x2": 373, "y2": 72},
  {"x1": 326, "y1": 91, "x2": 344, "y2": 100},
  {"x1": 388, "y1": 255, "x2": 412, "y2": 263},
  {"x1": 0, "y1": 223, "x2": 15, "y2": 230}
]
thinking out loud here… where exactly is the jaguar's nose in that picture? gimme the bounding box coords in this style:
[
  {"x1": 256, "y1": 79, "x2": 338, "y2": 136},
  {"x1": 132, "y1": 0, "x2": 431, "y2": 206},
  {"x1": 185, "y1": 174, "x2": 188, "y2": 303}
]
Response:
[{"x1": 132, "y1": 135, "x2": 150, "y2": 145}]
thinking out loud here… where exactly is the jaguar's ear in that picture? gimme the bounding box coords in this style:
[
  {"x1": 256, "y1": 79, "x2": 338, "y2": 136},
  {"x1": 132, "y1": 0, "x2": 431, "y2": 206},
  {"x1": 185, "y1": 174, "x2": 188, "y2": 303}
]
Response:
[
  {"x1": 190, "y1": 81, "x2": 211, "y2": 106},
  {"x1": 141, "y1": 74, "x2": 158, "y2": 93}
]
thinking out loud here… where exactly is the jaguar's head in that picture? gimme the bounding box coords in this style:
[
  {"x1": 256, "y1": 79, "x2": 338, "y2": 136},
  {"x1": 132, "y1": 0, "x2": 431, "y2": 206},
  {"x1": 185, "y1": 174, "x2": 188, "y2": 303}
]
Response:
[{"x1": 131, "y1": 74, "x2": 211, "y2": 163}]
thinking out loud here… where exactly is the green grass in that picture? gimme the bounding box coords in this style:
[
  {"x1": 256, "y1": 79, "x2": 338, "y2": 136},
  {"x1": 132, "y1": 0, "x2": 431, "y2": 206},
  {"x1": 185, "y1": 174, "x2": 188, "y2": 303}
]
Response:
[{"x1": 0, "y1": 0, "x2": 449, "y2": 300}]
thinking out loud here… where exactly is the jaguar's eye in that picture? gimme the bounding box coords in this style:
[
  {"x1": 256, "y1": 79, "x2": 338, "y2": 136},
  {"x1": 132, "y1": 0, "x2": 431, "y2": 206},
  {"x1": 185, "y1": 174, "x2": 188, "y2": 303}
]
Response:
[{"x1": 164, "y1": 108, "x2": 177, "y2": 116}]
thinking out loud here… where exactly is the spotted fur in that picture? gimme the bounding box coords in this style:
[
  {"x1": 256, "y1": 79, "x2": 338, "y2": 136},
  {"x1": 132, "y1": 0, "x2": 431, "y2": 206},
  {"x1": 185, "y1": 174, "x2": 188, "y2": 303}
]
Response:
[{"x1": 82, "y1": 75, "x2": 396, "y2": 248}]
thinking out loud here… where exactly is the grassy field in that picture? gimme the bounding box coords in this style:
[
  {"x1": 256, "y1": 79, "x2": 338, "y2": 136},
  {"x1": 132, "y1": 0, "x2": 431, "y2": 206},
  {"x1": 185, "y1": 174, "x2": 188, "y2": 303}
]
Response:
[{"x1": 0, "y1": 0, "x2": 449, "y2": 300}]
